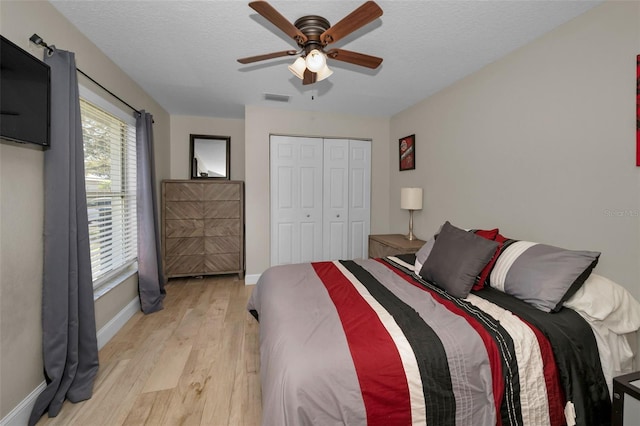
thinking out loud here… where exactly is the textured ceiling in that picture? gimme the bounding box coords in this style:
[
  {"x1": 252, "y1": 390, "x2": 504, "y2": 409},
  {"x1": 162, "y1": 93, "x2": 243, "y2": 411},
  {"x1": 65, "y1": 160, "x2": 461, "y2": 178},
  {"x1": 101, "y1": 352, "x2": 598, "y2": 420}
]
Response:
[{"x1": 49, "y1": 0, "x2": 603, "y2": 119}]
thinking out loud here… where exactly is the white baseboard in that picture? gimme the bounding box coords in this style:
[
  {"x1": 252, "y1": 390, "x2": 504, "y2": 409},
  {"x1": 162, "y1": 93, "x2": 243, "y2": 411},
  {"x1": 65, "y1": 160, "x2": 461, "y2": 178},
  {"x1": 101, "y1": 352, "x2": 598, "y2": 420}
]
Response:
[
  {"x1": 0, "y1": 382, "x2": 45, "y2": 426},
  {"x1": 96, "y1": 297, "x2": 140, "y2": 350},
  {"x1": 244, "y1": 274, "x2": 261, "y2": 285},
  {"x1": 1, "y1": 297, "x2": 140, "y2": 426}
]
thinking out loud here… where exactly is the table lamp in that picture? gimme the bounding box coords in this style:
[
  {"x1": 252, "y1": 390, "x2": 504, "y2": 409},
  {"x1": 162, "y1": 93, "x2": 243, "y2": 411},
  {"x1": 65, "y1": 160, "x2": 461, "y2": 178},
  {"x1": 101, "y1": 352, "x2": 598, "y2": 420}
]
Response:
[{"x1": 401, "y1": 187, "x2": 423, "y2": 240}]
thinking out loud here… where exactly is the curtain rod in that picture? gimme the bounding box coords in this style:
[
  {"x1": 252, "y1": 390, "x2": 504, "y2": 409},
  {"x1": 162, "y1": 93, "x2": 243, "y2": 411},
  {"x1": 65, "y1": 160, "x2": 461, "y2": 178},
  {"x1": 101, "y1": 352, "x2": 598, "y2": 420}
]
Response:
[
  {"x1": 75, "y1": 69, "x2": 142, "y2": 116},
  {"x1": 29, "y1": 34, "x2": 146, "y2": 118}
]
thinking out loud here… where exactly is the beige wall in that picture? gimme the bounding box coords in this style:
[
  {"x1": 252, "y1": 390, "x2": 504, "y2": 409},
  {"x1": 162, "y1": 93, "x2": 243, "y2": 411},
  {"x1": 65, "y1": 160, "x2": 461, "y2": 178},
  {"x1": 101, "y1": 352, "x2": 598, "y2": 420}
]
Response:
[
  {"x1": 245, "y1": 105, "x2": 391, "y2": 279},
  {"x1": 169, "y1": 115, "x2": 245, "y2": 180},
  {"x1": 390, "y1": 1, "x2": 640, "y2": 300},
  {"x1": 0, "y1": 1, "x2": 170, "y2": 419}
]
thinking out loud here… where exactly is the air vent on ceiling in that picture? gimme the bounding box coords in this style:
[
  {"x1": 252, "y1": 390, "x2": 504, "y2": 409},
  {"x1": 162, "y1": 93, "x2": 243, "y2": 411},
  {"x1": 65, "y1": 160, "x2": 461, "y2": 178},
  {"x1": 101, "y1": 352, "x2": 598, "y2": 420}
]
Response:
[{"x1": 264, "y1": 93, "x2": 290, "y2": 103}]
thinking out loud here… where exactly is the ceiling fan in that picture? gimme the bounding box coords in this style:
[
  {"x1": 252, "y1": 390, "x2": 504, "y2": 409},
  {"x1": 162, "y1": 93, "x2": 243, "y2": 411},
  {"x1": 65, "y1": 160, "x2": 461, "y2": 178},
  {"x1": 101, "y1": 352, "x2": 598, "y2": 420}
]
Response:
[{"x1": 237, "y1": 0, "x2": 383, "y2": 85}]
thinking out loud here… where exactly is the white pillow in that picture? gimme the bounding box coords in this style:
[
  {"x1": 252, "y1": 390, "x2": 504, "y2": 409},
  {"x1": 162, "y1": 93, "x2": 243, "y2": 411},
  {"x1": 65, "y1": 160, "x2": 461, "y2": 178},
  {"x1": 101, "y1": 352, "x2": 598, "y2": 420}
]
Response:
[{"x1": 564, "y1": 274, "x2": 640, "y2": 334}]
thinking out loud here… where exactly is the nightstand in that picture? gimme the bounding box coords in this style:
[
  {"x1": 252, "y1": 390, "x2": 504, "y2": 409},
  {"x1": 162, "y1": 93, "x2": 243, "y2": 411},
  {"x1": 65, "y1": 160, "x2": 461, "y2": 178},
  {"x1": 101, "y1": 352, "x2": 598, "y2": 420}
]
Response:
[
  {"x1": 613, "y1": 371, "x2": 640, "y2": 425},
  {"x1": 368, "y1": 234, "x2": 426, "y2": 258}
]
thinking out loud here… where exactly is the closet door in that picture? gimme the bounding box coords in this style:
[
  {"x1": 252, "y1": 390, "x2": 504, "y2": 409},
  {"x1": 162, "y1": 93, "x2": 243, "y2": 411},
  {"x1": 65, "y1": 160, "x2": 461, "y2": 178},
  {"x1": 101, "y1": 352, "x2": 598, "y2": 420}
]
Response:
[
  {"x1": 348, "y1": 140, "x2": 371, "y2": 259},
  {"x1": 270, "y1": 136, "x2": 323, "y2": 266},
  {"x1": 323, "y1": 139, "x2": 350, "y2": 260},
  {"x1": 323, "y1": 139, "x2": 371, "y2": 260}
]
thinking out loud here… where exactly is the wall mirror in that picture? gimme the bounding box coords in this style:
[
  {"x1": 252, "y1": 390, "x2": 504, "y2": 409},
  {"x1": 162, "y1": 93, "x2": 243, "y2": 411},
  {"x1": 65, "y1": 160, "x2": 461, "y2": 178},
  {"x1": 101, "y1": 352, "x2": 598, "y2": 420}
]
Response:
[{"x1": 189, "y1": 134, "x2": 230, "y2": 179}]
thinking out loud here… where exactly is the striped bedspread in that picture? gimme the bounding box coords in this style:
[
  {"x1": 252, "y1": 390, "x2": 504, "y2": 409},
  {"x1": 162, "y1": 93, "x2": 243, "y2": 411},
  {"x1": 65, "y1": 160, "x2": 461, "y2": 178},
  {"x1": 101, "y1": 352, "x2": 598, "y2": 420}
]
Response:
[{"x1": 248, "y1": 256, "x2": 610, "y2": 426}]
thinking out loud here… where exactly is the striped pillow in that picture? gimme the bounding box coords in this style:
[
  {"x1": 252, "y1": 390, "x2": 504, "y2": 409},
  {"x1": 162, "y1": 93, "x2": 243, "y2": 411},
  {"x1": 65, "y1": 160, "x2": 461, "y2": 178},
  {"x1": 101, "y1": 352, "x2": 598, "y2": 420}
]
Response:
[
  {"x1": 474, "y1": 233, "x2": 510, "y2": 290},
  {"x1": 470, "y1": 228, "x2": 499, "y2": 290},
  {"x1": 489, "y1": 240, "x2": 600, "y2": 312}
]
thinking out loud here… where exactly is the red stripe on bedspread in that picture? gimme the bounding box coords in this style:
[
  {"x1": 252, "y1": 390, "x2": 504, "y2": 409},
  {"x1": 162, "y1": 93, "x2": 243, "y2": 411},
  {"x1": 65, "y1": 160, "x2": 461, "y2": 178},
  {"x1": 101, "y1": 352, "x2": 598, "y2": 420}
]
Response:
[
  {"x1": 312, "y1": 262, "x2": 412, "y2": 426},
  {"x1": 377, "y1": 259, "x2": 505, "y2": 426},
  {"x1": 521, "y1": 318, "x2": 566, "y2": 426}
]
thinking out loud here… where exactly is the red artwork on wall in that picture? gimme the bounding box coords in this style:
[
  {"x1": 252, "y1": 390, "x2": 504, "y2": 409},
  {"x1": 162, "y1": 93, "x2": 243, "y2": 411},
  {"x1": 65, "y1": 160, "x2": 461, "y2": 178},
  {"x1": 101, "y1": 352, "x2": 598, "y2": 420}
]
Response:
[{"x1": 399, "y1": 134, "x2": 415, "y2": 171}]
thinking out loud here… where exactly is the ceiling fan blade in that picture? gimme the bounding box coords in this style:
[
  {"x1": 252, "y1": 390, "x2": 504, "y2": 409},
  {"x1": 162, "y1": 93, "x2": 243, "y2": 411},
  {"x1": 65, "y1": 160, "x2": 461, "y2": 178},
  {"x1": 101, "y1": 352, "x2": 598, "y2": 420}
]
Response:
[
  {"x1": 237, "y1": 50, "x2": 298, "y2": 64},
  {"x1": 320, "y1": 1, "x2": 382, "y2": 46},
  {"x1": 326, "y1": 48, "x2": 382, "y2": 69},
  {"x1": 249, "y1": 1, "x2": 308, "y2": 45},
  {"x1": 303, "y1": 69, "x2": 317, "y2": 85}
]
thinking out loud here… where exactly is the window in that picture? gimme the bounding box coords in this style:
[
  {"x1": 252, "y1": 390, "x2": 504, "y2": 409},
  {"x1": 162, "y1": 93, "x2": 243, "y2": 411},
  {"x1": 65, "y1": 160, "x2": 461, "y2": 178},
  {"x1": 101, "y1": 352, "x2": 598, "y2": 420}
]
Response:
[{"x1": 79, "y1": 92, "x2": 137, "y2": 288}]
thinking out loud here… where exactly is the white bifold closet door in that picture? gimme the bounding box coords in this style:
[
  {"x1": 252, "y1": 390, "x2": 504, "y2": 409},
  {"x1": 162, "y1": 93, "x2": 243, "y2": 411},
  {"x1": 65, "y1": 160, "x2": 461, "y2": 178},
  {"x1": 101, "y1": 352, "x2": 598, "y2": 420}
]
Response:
[
  {"x1": 270, "y1": 136, "x2": 371, "y2": 266},
  {"x1": 323, "y1": 139, "x2": 371, "y2": 260},
  {"x1": 270, "y1": 136, "x2": 324, "y2": 266}
]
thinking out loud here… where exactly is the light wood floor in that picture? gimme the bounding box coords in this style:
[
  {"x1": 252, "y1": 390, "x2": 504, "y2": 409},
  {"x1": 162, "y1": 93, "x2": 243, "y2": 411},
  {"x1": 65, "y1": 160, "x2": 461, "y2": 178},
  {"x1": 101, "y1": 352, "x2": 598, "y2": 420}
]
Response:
[{"x1": 37, "y1": 276, "x2": 262, "y2": 426}]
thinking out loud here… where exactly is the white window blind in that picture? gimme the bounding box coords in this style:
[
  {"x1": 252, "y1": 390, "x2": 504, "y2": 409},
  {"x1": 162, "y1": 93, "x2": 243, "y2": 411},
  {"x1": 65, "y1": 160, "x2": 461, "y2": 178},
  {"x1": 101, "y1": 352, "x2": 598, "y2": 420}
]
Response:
[{"x1": 80, "y1": 97, "x2": 137, "y2": 287}]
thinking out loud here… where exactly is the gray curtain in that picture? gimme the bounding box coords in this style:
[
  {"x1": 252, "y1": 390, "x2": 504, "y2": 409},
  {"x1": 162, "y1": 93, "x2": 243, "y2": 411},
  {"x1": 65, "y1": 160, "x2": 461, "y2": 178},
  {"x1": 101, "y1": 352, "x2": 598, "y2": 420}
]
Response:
[
  {"x1": 29, "y1": 49, "x2": 99, "y2": 426},
  {"x1": 136, "y1": 111, "x2": 166, "y2": 313}
]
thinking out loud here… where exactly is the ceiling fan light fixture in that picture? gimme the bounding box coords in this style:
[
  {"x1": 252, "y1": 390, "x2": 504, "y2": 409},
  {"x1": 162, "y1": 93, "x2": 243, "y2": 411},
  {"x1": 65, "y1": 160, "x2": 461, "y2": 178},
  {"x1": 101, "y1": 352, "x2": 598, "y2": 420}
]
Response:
[
  {"x1": 288, "y1": 56, "x2": 306, "y2": 79},
  {"x1": 238, "y1": 1, "x2": 383, "y2": 85},
  {"x1": 305, "y1": 49, "x2": 326, "y2": 72},
  {"x1": 316, "y1": 64, "x2": 333, "y2": 82}
]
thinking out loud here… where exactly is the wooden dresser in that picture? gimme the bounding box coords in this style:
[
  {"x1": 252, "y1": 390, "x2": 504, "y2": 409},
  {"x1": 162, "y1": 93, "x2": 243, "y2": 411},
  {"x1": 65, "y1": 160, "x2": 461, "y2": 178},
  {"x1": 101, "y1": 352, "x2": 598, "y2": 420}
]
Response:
[
  {"x1": 162, "y1": 180, "x2": 244, "y2": 279},
  {"x1": 368, "y1": 234, "x2": 425, "y2": 258}
]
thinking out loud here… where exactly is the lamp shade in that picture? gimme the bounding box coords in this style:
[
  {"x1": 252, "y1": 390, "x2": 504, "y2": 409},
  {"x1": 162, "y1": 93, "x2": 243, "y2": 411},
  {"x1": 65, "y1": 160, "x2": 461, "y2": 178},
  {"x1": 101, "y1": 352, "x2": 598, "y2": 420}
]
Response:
[
  {"x1": 401, "y1": 187, "x2": 423, "y2": 210},
  {"x1": 305, "y1": 49, "x2": 326, "y2": 72},
  {"x1": 316, "y1": 64, "x2": 333, "y2": 82},
  {"x1": 288, "y1": 57, "x2": 306, "y2": 79}
]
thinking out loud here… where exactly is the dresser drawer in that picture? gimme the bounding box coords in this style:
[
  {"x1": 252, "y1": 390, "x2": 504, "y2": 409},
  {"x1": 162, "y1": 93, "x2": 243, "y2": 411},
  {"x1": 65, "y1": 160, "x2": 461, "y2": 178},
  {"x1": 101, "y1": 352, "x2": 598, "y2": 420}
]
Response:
[
  {"x1": 205, "y1": 254, "x2": 240, "y2": 272},
  {"x1": 204, "y1": 218, "x2": 240, "y2": 236},
  {"x1": 164, "y1": 182, "x2": 204, "y2": 201},
  {"x1": 165, "y1": 219, "x2": 204, "y2": 238},
  {"x1": 205, "y1": 236, "x2": 240, "y2": 254},
  {"x1": 204, "y1": 200, "x2": 240, "y2": 218},
  {"x1": 165, "y1": 255, "x2": 204, "y2": 276},
  {"x1": 165, "y1": 201, "x2": 203, "y2": 220},
  {"x1": 165, "y1": 237, "x2": 204, "y2": 256},
  {"x1": 204, "y1": 183, "x2": 240, "y2": 200}
]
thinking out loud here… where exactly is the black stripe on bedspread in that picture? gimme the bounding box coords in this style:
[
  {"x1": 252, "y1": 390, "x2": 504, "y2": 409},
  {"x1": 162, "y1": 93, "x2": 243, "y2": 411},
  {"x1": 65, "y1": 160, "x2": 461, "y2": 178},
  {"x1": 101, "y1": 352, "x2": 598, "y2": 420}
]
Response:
[
  {"x1": 381, "y1": 257, "x2": 524, "y2": 426},
  {"x1": 339, "y1": 260, "x2": 456, "y2": 426},
  {"x1": 476, "y1": 286, "x2": 611, "y2": 426}
]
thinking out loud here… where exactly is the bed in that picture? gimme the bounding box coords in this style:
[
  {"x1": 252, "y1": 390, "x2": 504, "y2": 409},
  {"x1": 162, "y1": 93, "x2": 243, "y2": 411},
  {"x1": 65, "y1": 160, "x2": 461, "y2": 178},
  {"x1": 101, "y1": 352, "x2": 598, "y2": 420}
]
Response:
[{"x1": 248, "y1": 223, "x2": 640, "y2": 426}]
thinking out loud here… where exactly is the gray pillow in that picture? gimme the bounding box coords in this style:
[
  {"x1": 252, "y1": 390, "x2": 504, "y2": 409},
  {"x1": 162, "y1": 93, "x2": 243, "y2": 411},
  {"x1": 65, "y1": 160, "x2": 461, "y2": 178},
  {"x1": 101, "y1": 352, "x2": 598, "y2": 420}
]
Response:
[
  {"x1": 420, "y1": 221, "x2": 499, "y2": 298},
  {"x1": 413, "y1": 237, "x2": 435, "y2": 272},
  {"x1": 489, "y1": 241, "x2": 600, "y2": 312}
]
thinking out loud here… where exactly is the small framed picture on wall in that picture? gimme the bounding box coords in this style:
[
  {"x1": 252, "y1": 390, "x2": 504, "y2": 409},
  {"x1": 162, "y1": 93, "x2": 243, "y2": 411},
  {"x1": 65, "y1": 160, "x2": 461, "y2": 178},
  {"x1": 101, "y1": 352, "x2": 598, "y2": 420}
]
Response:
[{"x1": 399, "y1": 134, "x2": 415, "y2": 171}]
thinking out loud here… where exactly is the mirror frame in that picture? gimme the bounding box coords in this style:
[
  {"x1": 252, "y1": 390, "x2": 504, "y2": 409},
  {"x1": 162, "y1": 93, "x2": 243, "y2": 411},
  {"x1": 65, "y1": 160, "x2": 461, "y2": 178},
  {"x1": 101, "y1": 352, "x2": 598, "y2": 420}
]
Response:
[{"x1": 189, "y1": 134, "x2": 231, "y2": 180}]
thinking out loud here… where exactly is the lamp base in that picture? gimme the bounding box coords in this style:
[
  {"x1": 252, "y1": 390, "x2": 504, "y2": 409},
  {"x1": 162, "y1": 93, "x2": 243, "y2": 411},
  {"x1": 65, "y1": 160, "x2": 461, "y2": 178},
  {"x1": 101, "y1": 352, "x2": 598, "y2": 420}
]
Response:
[{"x1": 405, "y1": 209, "x2": 416, "y2": 240}]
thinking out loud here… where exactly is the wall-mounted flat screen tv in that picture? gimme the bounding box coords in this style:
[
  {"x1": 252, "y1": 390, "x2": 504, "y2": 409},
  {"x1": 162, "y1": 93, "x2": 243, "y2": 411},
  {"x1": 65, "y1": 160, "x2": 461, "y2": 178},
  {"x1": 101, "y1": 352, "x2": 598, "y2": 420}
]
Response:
[{"x1": 0, "y1": 35, "x2": 51, "y2": 148}]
